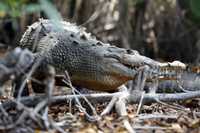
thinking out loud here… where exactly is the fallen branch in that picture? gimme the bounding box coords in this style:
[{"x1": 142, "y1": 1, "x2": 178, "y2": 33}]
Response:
[
  {"x1": 2, "y1": 90, "x2": 200, "y2": 111},
  {"x1": 0, "y1": 48, "x2": 34, "y2": 86}
]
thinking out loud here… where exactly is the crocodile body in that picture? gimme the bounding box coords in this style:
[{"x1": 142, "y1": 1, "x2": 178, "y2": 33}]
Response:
[{"x1": 20, "y1": 19, "x2": 191, "y2": 92}]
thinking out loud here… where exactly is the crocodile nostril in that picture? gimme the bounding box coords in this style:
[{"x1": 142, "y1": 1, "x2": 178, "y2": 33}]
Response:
[
  {"x1": 70, "y1": 33, "x2": 74, "y2": 37},
  {"x1": 126, "y1": 49, "x2": 133, "y2": 54}
]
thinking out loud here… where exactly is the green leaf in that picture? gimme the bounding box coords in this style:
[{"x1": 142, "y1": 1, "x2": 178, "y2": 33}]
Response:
[
  {"x1": 0, "y1": 2, "x2": 8, "y2": 12},
  {"x1": 39, "y1": 0, "x2": 62, "y2": 21},
  {"x1": 190, "y1": 0, "x2": 200, "y2": 18},
  {"x1": 10, "y1": 9, "x2": 21, "y2": 17},
  {"x1": 23, "y1": 4, "x2": 41, "y2": 14}
]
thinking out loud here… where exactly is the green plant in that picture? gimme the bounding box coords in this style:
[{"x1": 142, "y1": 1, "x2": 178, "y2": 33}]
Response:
[
  {"x1": 178, "y1": 0, "x2": 200, "y2": 23},
  {"x1": 0, "y1": 0, "x2": 62, "y2": 19},
  {"x1": 190, "y1": 0, "x2": 200, "y2": 19},
  {"x1": 0, "y1": 0, "x2": 42, "y2": 18}
]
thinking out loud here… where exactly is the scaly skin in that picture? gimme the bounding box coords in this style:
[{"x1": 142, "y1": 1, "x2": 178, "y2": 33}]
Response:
[{"x1": 20, "y1": 19, "x2": 188, "y2": 92}]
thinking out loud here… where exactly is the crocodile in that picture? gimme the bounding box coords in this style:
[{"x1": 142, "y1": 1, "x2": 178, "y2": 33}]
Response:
[{"x1": 19, "y1": 19, "x2": 198, "y2": 92}]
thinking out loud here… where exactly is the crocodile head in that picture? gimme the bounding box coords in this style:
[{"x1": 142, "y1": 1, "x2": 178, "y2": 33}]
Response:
[{"x1": 101, "y1": 47, "x2": 187, "y2": 85}]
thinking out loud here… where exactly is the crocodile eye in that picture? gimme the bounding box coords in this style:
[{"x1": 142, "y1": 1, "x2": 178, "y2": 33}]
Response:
[
  {"x1": 96, "y1": 41, "x2": 103, "y2": 46},
  {"x1": 126, "y1": 49, "x2": 139, "y2": 55},
  {"x1": 80, "y1": 33, "x2": 87, "y2": 40},
  {"x1": 73, "y1": 41, "x2": 79, "y2": 46}
]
